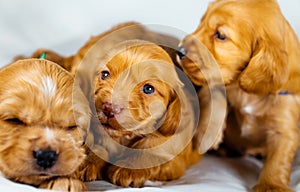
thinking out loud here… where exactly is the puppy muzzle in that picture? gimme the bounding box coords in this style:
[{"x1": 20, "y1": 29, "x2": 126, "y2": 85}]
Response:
[{"x1": 33, "y1": 149, "x2": 58, "y2": 169}]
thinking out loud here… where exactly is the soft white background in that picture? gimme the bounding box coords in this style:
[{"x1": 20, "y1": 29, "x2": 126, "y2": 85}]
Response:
[
  {"x1": 0, "y1": 0, "x2": 299, "y2": 65},
  {"x1": 0, "y1": 0, "x2": 299, "y2": 191}
]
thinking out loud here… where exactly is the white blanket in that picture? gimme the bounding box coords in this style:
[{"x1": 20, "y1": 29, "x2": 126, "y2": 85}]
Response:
[{"x1": 1, "y1": 152, "x2": 300, "y2": 192}]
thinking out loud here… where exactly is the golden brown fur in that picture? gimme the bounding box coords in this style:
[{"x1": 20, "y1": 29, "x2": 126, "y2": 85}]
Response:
[
  {"x1": 0, "y1": 59, "x2": 91, "y2": 191},
  {"x1": 25, "y1": 22, "x2": 180, "y2": 103},
  {"x1": 177, "y1": 0, "x2": 300, "y2": 191},
  {"x1": 14, "y1": 22, "x2": 182, "y2": 184},
  {"x1": 27, "y1": 22, "x2": 179, "y2": 75},
  {"x1": 68, "y1": 23, "x2": 224, "y2": 187},
  {"x1": 25, "y1": 22, "x2": 225, "y2": 187},
  {"x1": 94, "y1": 40, "x2": 202, "y2": 187}
]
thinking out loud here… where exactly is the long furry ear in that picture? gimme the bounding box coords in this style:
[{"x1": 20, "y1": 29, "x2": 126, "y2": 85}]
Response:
[
  {"x1": 158, "y1": 91, "x2": 181, "y2": 136},
  {"x1": 238, "y1": 34, "x2": 288, "y2": 94}
]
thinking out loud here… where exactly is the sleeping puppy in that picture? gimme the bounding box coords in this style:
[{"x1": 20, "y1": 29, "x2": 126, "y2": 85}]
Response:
[
  {"x1": 177, "y1": 0, "x2": 300, "y2": 191},
  {"x1": 0, "y1": 59, "x2": 91, "y2": 191},
  {"x1": 94, "y1": 40, "x2": 202, "y2": 187}
]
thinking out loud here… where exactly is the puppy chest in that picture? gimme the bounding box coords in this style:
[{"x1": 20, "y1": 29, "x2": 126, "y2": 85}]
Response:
[{"x1": 230, "y1": 104, "x2": 269, "y2": 150}]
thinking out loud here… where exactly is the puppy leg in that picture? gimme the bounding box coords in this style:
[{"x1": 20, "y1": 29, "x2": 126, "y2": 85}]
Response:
[
  {"x1": 106, "y1": 135, "x2": 169, "y2": 187},
  {"x1": 106, "y1": 136, "x2": 201, "y2": 187},
  {"x1": 107, "y1": 150, "x2": 198, "y2": 188},
  {"x1": 39, "y1": 177, "x2": 86, "y2": 192},
  {"x1": 107, "y1": 164, "x2": 158, "y2": 187},
  {"x1": 77, "y1": 145, "x2": 108, "y2": 181},
  {"x1": 220, "y1": 109, "x2": 247, "y2": 157},
  {"x1": 253, "y1": 115, "x2": 299, "y2": 191},
  {"x1": 152, "y1": 143, "x2": 202, "y2": 181}
]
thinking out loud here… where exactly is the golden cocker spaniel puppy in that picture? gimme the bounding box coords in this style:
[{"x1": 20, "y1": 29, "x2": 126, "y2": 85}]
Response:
[
  {"x1": 0, "y1": 59, "x2": 91, "y2": 191},
  {"x1": 177, "y1": 0, "x2": 300, "y2": 191},
  {"x1": 93, "y1": 40, "x2": 202, "y2": 187}
]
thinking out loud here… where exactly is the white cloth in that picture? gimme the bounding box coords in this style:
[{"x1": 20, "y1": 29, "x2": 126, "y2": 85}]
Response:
[{"x1": 1, "y1": 152, "x2": 300, "y2": 192}]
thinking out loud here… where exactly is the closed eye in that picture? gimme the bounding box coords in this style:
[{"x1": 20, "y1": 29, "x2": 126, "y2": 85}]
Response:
[
  {"x1": 67, "y1": 125, "x2": 77, "y2": 130},
  {"x1": 4, "y1": 118, "x2": 26, "y2": 125}
]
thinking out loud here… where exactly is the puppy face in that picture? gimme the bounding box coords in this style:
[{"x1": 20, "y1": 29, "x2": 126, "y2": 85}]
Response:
[
  {"x1": 179, "y1": 0, "x2": 290, "y2": 94},
  {"x1": 193, "y1": 0, "x2": 254, "y2": 81},
  {"x1": 94, "y1": 41, "x2": 183, "y2": 138},
  {"x1": 0, "y1": 59, "x2": 90, "y2": 184}
]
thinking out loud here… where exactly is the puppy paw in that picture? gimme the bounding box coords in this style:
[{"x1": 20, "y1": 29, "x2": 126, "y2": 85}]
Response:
[
  {"x1": 79, "y1": 162, "x2": 101, "y2": 181},
  {"x1": 253, "y1": 183, "x2": 293, "y2": 192},
  {"x1": 78, "y1": 157, "x2": 106, "y2": 182},
  {"x1": 107, "y1": 165, "x2": 151, "y2": 187},
  {"x1": 78, "y1": 145, "x2": 107, "y2": 181},
  {"x1": 39, "y1": 177, "x2": 86, "y2": 192}
]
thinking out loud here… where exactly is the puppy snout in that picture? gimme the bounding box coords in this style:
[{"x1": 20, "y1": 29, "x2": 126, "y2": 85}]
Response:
[
  {"x1": 33, "y1": 149, "x2": 58, "y2": 169},
  {"x1": 102, "y1": 102, "x2": 122, "y2": 118},
  {"x1": 177, "y1": 46, "x2": 188, "y2": 60}
]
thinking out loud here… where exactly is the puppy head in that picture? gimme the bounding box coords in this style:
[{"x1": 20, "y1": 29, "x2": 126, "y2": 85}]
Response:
[
  {"x1": 0, "y1": 59, "x2": 90, "y2": 185},
  {"x1": 178, "y1": 0, "x2": 289, "y2": 94},
  {"x1": 94, "y1": 40, "x2": 184, "y2": 139}
]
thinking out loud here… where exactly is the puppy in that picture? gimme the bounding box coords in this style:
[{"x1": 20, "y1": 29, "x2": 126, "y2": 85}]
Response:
[
  {"x1": 27, "y1": 22, "x2": 223, "y2": 187},
  {"x1": 93, "y1": 40, "x2": 202, "y2": 187},
  {"x1": 177, "y1": 0, "x2": 300, "y2": 191},
  {"x1": 0, "y1": 59, "x2": 91, "y2": 191}
]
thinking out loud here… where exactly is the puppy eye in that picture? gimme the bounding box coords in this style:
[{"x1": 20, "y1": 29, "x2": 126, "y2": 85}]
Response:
[
  {"x1": 67, "y1": 125, "x2": 77, "y2": 130},
  {"x1": 215, "y1": 31, "x2": 227, "y2": 41},
  {"x1": 4, "y1": 118, "x2": 25, "y2": 125},
  {"x1": 100, "y1": 70, "x2": 110, "y2": 80},
  {"x1": 142, "y1": 84, "x2": 155, "y2": 95}
]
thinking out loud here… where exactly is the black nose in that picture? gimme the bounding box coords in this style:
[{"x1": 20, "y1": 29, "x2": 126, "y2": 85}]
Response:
[
  {"x1": 33, "y1": 150, "x2": 58, "y2": 169},
  {"x1": 177, "y1": 46, "x2": 188, "y2": 60}
]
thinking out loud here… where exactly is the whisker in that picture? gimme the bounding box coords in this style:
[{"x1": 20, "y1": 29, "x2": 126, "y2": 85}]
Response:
[
  {"x1": 91, "y1": 113, "x2": 100, "y2": 118},
  {"x1": 125, "y1": 107, "x2": 140, "y2": 110}
]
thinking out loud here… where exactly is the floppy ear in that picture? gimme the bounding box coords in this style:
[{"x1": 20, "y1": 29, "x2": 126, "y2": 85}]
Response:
[
  {"x1": 238, "y1": 35, "x2": 289, "y2": 94},
  {"x1": 158, "y1": 91, "x2": 181, "y2": 136}
]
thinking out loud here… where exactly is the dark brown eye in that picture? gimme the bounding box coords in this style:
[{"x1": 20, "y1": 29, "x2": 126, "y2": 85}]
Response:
[
  {"x1": 215, "y1": 31, "x2": 227, "y2": 41},
  {"x1": 68, "y1": 125, "x2": 77, "y2": 130},
  {"x1": 5, "y1": 118, "x2": 25, "y2": 125},
  {"x1": 100, "y1": 71, "x2": 110, "y2": 80}
]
